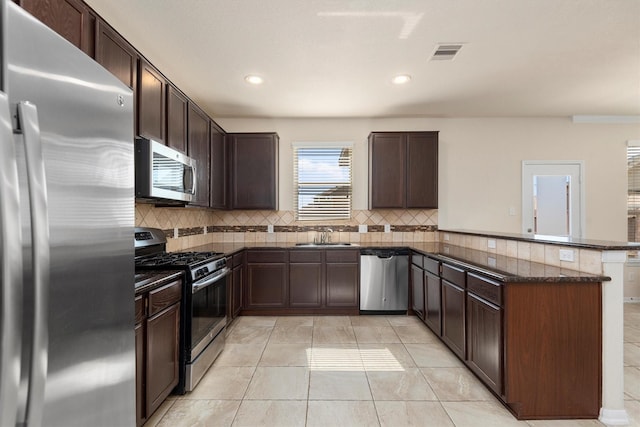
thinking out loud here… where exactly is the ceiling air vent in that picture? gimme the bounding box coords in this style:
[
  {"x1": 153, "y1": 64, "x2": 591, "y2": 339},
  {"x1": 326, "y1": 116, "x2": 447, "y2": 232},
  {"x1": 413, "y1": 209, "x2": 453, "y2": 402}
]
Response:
[{"x1": 431, "y1": 44, "x2": 463, "y2": 61}]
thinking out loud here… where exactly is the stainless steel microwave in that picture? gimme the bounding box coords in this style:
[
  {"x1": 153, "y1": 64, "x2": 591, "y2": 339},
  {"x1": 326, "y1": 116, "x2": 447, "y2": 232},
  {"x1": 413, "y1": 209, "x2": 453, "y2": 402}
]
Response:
[{"x1": 135, "y1": 138, "x2": 196, "y2": 203}]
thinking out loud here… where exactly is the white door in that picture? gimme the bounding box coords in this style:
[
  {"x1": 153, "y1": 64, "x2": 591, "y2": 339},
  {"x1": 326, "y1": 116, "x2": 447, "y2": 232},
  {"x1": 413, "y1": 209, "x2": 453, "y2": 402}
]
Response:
[{"x1": 522, "y1": 161, "x2": 583, "y2": 238}]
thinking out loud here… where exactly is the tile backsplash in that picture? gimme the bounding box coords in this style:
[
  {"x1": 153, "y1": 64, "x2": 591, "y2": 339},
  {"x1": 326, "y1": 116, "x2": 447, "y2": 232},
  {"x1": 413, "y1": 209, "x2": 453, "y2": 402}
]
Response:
[{"x1": 135, "y1": 203, "x2": 438, "y2": 251}]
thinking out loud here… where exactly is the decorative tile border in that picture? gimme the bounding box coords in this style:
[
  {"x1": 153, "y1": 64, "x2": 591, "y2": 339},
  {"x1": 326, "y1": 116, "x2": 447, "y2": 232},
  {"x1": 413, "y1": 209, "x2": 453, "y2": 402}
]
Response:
[{"x1": 204, "y1": 224, "x2": 437, "y2": 233}]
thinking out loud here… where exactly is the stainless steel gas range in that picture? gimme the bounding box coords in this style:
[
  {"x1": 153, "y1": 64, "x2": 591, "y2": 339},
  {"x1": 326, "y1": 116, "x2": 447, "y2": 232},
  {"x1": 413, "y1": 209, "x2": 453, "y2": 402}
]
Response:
[{"x1": 134, "y1": 227, "x2": 229, "y2": 393}]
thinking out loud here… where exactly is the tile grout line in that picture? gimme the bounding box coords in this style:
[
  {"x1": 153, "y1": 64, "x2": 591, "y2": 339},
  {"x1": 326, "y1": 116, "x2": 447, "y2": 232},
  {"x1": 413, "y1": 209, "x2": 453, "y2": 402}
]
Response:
[{"x1": 229, "y1": 321, "x2": 276, "y2": 426}]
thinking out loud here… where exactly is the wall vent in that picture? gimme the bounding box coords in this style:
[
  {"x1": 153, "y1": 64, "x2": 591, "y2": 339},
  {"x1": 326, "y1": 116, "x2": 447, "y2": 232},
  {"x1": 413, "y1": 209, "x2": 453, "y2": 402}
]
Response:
[{"x1": 431, "y1": 44, "x2": 463, "y2": 61}]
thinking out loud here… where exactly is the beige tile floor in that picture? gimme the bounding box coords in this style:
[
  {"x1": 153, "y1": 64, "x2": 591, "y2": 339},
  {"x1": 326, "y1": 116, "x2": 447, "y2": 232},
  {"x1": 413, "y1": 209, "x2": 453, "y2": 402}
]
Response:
[{"x1": 146, "y1": 304, "x2": 640, "y2": 427}]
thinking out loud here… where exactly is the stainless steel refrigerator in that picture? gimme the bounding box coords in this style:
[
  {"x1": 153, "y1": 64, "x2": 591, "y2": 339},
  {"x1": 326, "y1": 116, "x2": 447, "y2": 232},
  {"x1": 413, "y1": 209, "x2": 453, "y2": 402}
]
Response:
[{"x1": 0, "y1": 1, "x2": 136, "y2": 426}]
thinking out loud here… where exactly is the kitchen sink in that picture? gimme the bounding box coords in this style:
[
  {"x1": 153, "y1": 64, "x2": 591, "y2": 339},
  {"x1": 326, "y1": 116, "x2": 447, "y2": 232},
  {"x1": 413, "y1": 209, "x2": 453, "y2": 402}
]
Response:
[{"x1": 295, "y1": 242, "x2": 357, "y2": 247}]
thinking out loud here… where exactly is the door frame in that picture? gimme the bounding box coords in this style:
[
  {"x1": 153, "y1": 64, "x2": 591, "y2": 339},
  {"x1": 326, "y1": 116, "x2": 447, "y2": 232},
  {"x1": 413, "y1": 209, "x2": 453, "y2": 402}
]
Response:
[{"x1": 521, "y1": 160, "x2": 585, "y2": 238}]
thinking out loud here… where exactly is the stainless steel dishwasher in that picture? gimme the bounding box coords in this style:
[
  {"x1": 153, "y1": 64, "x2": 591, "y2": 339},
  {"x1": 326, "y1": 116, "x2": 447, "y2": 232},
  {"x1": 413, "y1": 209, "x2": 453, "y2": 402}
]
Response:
[{"x1": 360, "y1": 248, "x2": 410, "y2": 313}]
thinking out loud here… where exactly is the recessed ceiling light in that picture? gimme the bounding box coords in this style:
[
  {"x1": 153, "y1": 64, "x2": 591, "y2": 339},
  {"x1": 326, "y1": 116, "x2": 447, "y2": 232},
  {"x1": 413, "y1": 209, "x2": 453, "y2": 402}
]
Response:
[
  {"x1": 244, "y1": 75, "x2": 264, "y2": 85},
  {"x1": 392, "y1": 74, "x2": 411, "y2": 85}
]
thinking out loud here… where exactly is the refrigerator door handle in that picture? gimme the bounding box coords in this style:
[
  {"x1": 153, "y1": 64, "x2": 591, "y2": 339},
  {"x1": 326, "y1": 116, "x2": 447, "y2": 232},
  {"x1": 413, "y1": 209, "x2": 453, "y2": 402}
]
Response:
[
  {"x1": 18, "y1": 101, "x2": 50, "y2": 427},
  {"x1": 0, "y1": 92, "x2": 23, "y2": 427}
]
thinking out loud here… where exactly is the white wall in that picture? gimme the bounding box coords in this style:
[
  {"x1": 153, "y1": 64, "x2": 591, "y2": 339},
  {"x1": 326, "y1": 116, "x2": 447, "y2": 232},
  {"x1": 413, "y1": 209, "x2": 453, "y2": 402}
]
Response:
[{"x1": 217, "y1": 117, "x2": 640, "y2": 241}]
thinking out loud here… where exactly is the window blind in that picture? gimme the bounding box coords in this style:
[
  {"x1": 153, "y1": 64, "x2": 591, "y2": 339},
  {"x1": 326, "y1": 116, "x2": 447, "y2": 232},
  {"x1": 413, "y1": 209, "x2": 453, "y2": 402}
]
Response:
[
  {"x1": 293, "y1": 145, "x2": 352, "y2": 220},
  {"x1": 628, "y1": 142, "x2": 640, "y2": 241}
]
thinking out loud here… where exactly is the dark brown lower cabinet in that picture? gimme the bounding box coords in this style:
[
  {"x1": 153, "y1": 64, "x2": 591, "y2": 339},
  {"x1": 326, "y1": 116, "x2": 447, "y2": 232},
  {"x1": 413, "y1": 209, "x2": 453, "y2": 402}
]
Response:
[
  {"x1": 134, "y1": 297, "x2": 145, "y2": 427},
  {"x1": 243, "y1": 248, "x2": 358, "y2": 315},
  {"x1": 135, "y1": 278, "x2": 181, "y2": 426},
  {"x1": 245, "y1": 250, "x2": 288, "y2": 310},
  {"x1": 441, "y1": 279, "x2": 466, "y2": 359},
  {"x1": 289, "y1": 250, "x2": 323, "y2": 308},
  {"x1": 226, "y1": 252, "x2": 245, "y2": 322},
  {"x1": 410, "y1": 263, "x2": 425, "y2": 319},
  {"x1": 232, "y1": 264, "x2": 243, "y2": 318},
  {"x1": 504, "y1": 281, "x2": 601, "y2": 419},
  {"x1": 289, "y1": 263, "x2": 323, "y2": 307},
  {"x1": 325, "y1": 263, "x2": 358, "y2": 307},
  {"x1": 325, "y1": 249, "x2": 359, "y2": 308},
  {"x1": 424, "y1": 270, "x2": 441, "y2": 335},
  {"x1": 146, "y1": 303, "x2": 180, "y2": 415},
  {"x1": 466, "y1": 293, "x2": 502, "y2": 395}
]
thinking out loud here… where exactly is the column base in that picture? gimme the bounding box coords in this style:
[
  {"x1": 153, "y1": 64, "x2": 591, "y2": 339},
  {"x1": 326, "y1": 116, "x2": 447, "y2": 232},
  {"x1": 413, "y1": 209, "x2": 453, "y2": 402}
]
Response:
[{"x1": 599, "y1": 408, "x2": 629, "y2": 426}]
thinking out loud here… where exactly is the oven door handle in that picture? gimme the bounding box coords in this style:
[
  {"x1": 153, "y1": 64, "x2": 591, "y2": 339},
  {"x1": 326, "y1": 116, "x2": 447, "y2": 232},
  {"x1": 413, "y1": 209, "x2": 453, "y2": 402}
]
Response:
[{"x1": 192, "y1": 267, "x2": 230, "y2": 294}]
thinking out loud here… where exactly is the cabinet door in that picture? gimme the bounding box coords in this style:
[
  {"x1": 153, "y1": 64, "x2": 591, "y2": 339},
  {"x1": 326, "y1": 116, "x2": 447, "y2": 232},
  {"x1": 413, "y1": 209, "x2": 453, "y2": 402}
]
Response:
[
  {"x1": 290, "y1": 263, "x2": 323, "y2": 308},
  {"x1": 406, "y1": 132, "x2": 438, "y2": 208},
  {"x1": 424, "y1": 270, "x2": 442, "y2": 335},
  {"x1": 232, "y1": 265, "x2": 243, "y2": 317},
  {"x1": 187, "y1": 103, "x2": 210, "y2": 207},
  {"x1": 325, "y1": 263, "x2": 359, "y2": 308},
  {"x1": 95, "y1": 20, "x2": 137, "y2": 90},
  {"x1": 138, "y1": 59, "x2": 166, "y2": 142},
  {"x1": 19, "y1": 0, "x2": 95, "y2": 57},
  {"x1": 134, "y1": 321, "x2": 145, "y2": 427},
  {"x1": 411, "y1": 264, "x2": 425, "y2": 319},
  {"x1": 441, "y1": 280, "x2": 465, "y2": 359},
  {"x1": 146, "y1": 302, "x2": 180, "y2": 417},
  {"x1": 369, "y1": 133, "x2": 405, "y2": 208},
  {"x1": 230, "y1": 133, "x2": 278, "y2": 209},
  {"x1": 246, "y1": 263, "x2": 288, "y2": 309},
  {"x1": 466, "y1": 293, "x2": 502, "y2": 395},
  {"x1": 209, "y1": 124, "x2": 227, "y2": 209},
  {"x1": 166, "y1": 84, "x2": 188, "y2": 153}
]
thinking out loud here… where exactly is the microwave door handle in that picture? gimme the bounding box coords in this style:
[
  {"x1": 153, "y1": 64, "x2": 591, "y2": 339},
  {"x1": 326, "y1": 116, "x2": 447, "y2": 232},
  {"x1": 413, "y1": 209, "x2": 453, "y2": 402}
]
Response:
[
  {"x1": 18, "y1": 101, "x2": 50, "y2": 427},
  {"x1": 0, "y1": 92, "x2": 23, "y2": 427},
  {"x1": 185, "y1": 164, "x2": 196, "y2": 195}
]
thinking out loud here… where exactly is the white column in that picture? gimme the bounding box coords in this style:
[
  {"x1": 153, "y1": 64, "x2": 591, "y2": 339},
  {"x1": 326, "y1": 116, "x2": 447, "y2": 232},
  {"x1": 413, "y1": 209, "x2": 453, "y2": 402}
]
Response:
[{"x1": 599, "y1": 250, "x2": 629, "y2": 425}]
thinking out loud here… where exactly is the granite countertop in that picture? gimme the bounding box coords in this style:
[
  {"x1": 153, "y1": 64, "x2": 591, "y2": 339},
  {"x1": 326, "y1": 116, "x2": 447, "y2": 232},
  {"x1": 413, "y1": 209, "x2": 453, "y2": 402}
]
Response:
[
  {"x1": 135, "y1": 270, "x2": 184, "y2": 295},
  {"x1": 414, "y1": 245, "x2": 609, "y2": 283},
  {"x1": 185, "y1": 241, "x2": 609, "y2": 284},
  {"x1": 440, "y1": 229, "x2": 640, "y2": 251}
]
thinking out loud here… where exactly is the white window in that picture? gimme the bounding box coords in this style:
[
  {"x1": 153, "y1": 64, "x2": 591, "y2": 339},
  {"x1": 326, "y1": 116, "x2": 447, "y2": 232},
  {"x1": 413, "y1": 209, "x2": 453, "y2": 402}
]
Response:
[
  {"x1": 628, "y1": 141, "x2": 640, "y2": 241},
  {"x1": 293, "y1": 142, "x2": 353, "y2": 220}
]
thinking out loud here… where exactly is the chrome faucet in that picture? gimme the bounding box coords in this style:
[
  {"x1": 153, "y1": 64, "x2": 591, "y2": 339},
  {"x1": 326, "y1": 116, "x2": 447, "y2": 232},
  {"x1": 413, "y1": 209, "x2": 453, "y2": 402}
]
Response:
[{"x1": 318, "y1": 228, "x2": 333, "y2": 244}]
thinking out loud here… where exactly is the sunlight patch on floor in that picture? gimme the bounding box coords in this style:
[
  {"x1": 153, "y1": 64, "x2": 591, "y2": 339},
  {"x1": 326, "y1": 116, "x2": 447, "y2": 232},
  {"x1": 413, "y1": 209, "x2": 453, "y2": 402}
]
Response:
[{"x1": 306, "y1": 347, "x2": 404, "y2": 371}]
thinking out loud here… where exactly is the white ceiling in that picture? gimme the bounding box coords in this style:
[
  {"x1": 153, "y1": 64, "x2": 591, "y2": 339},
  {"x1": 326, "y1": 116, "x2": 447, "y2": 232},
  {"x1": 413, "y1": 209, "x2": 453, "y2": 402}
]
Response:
[{"x1": 84, "y1": 0, "x2": 640, "y2": 119}]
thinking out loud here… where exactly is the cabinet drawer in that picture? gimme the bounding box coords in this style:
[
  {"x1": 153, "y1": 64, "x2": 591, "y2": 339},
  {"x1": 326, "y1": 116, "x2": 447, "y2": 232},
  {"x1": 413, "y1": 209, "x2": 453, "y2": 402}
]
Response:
[
  {"x1": 441, "y1": 263, "x2": 466, "y2": 288},
  {"x1": 411, "y1": 252, "x2": 424, "y2": 268},
  {"x1": 247, "y1": 250, "x2": 287, "y2": 263},
  {"x1": 232, "y1": 251, "x2": 246, "y2": 267},
  {"x1": 290, "y1": 250, "x2": 322, "y2": 263},
  {"x1": 467, "y1": 273, "x2": 502, "y2": 306},
  {"x1": 423, "y1": 257, "x2": 440, "y2": 275},
  {"x1": 148, "y1": 279, "x2": 182, "y2": 316},
  {"x1": 326, "y1": 249, "x2": 359, "y2": 263},
  {"x1": 135, "y1": 295, "x2": 146, "y2": 324}
]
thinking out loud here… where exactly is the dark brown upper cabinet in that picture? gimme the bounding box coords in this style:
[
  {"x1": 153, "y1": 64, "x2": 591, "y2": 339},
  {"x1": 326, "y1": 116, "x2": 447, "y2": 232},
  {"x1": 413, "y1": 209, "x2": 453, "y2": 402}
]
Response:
[
  {"x1": 187, "y1": 103, "x2": 210, "y2": 207},
  {"x1": 166, "y1": 84, "x2": 188, "y2": 153},
  {"x1": 369, "y1": 131, "x2": 438, "y2": 209},
  {"x1": 95, "y1": 20, "x2": 137, "y2": 91},
  {"x1": 228, "y1": 133, "x2": 278, "y2": 210},
  {"x1": 209, "y1": 122, "x2": 227, "y2": 209},
  {"x1": 137, "y1": 59, "x2": 166, "y2": 143},
  {"x1": 18, "y1": 0, "x2": 96, "y2": 57}
]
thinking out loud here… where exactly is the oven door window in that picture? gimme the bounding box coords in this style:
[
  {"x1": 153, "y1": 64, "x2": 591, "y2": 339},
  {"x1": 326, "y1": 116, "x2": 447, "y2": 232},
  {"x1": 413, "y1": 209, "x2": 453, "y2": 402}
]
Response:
[{"x1": 191, "y1": 279, "x2": 226, "y2": 349}]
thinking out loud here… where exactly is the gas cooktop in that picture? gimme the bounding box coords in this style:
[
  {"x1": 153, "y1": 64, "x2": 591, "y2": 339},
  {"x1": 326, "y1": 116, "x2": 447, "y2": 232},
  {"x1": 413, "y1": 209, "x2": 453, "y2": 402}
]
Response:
[{"x1": 135, "y1": 251, "x2": 223, "y2": 267}]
